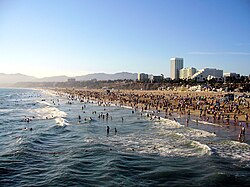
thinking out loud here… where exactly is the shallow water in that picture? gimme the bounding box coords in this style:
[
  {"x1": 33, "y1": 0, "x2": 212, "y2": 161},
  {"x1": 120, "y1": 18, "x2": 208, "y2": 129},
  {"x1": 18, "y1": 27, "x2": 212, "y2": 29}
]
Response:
[{"x1": 0, "y1": 88, "x2": 249, "y2": 186}]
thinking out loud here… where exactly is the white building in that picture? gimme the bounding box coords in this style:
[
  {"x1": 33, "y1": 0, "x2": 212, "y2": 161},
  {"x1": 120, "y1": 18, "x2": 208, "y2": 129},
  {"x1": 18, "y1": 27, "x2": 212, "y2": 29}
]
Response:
[
  {"x1": 179, "y1": 67, "x2": 196, "y2": 80},
  {"x1": 223, "y1": 72, "x2": 240, "y2": 82},
  {"x1": 170, "y1": 57, "x2": 184, "y2": 80},
  {"x1": 138, "y1": 73, "x2": 149, "y2": 82},
  {"x1": 223, "y1": 73, "x2": 240, "y2": 79},
  {"x1": 191, "y1": 68, "x2": 223, "y2": 82}
]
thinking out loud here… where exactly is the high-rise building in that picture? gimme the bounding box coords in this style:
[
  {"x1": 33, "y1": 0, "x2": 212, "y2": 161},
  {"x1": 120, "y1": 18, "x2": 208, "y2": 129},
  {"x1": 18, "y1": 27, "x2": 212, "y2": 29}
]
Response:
[
  {"x1": 170, "y1": 57, "x2": 184, "y2": 80},
  {"x1": 179, "y1": 67, "x2": 196, "y2": 80}
]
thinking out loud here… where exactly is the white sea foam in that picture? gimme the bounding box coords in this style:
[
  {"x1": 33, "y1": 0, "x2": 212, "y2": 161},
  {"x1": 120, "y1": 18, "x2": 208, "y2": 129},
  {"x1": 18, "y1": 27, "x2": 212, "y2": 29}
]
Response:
[
  {"x1": 36, "y1": 100, "x2": 52, "y2": 106},
  {"x1": 83, "y1": 128, "x2": 212, "y2": 158},
  {"x1": 55, "y1": 117, "x2": 69, "y2": 126},
  {"x1": 192, "y1": 119, "x2": 221, "y2": 127},
  {"x1": 210, "y1": 140, "x2": 250, "y2": 162},
  {"x1": 157, "y1": 116, "x2": 185, "y2": 127},
  {"x1": 81, "y1": 108, "x2": 249, "y2": 160},
  {"x1": 28, "y1": 106, "x2": 66, "y2": 119},
  {"x1": 180, "y1": 128, "x2": 216, "y2": 138},
  {"x1": 27, "y1": 106, "x2": 68, "y2": 126},
  {"x1": 191, "y1": 141, "x2": 212, "y2": 155},
  {"x1": 0, "y1": 109, "x2": 14, "y2": 113},
  {"x1": 121, "y1": 106, "x2": 133, "y2": 109}
]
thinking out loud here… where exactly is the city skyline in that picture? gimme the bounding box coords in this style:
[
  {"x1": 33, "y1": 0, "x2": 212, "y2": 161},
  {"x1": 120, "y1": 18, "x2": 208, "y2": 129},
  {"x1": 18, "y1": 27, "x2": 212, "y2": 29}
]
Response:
[{"x1": 0, "y1": 0, "x2": 249, "y2": 78}]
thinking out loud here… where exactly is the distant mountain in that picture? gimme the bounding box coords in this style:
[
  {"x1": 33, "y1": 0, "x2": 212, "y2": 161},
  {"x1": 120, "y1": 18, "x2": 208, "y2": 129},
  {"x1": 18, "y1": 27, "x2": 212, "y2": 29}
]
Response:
[
  {"x1": 0, "y1": 73, "x2": 37, "y2": 85},
  {"x1": 76, "y1": 72, "x2": 138, "y2": 81},
  {"x1": 0, "y1": 72, "x2": 138, "y2": 86},
  {"x1": 38, "y1": 75, "x2": 69, "y2": 82}
]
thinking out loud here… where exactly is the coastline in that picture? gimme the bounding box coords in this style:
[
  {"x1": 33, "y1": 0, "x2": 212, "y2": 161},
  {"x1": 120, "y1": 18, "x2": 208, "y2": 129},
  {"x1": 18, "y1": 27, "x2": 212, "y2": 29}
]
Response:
[{"x1": 47, "y1": 87, "x2": 249, "y2": 144}]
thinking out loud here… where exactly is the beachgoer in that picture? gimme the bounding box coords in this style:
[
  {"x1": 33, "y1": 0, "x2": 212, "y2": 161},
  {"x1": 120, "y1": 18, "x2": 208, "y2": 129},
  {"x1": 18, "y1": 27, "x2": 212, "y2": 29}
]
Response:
[
  {"x1": 238, "y1": 126, "x2": 246, "y2": 142},
  {"x1": 107, "y1": 126, "x2": 110, "y2": 135}
]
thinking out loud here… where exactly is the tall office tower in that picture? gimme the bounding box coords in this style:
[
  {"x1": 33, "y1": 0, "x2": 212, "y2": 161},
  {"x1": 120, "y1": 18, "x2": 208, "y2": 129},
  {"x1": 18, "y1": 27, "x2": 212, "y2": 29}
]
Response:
[{"x1": 170, "y1": 57, "x2": 184, "y2": 80}]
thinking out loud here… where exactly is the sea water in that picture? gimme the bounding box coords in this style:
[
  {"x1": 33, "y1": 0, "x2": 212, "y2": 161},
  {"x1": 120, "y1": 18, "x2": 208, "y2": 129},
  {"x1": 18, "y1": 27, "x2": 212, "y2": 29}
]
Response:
[{"x1": 0, "y1": 88, "x2": 249, "y2": 186}]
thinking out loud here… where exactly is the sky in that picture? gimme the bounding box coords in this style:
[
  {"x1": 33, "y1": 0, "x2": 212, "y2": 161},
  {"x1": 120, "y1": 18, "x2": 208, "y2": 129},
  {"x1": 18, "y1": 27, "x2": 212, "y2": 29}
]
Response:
[{"x1": 0, "y1": 0, "x2": 249, "y2": 78}]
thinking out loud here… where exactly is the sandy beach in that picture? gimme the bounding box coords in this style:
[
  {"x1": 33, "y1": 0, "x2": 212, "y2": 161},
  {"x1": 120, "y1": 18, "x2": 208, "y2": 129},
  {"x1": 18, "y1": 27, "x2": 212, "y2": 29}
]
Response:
[{"x1": 51, "y1": 88, "x2": 249, "y2": 142}]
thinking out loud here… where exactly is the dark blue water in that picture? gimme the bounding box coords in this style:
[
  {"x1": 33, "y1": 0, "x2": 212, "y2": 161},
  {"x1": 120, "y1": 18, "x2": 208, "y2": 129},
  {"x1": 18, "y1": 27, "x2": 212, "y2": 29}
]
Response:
[{"x1": 0, "y1": 88, "x2": 249, "y2": 186}]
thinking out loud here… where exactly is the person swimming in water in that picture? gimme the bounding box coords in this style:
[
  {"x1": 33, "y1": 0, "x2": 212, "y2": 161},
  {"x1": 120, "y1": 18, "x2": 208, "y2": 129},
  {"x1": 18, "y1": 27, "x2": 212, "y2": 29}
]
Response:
[
  {"x1": 107, "y1": 126, "x2": 110, "y2": 135},
  {"x1": 115, "y1": 127, "x2": 117, "y2": 135}
]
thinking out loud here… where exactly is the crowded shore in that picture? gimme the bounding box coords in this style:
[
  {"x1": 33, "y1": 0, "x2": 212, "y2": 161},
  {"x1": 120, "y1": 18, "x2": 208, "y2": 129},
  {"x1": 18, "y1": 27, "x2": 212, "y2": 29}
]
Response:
[{"x1": 51, "y1": 88, "x2": 249, "y2": 143}]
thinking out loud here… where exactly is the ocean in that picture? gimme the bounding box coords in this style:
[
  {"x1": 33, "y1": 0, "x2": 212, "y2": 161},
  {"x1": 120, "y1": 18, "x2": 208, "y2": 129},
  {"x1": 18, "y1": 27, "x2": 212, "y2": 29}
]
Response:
[{"x1": 0, "y1": 88, "x2": 249, "y2": 186}]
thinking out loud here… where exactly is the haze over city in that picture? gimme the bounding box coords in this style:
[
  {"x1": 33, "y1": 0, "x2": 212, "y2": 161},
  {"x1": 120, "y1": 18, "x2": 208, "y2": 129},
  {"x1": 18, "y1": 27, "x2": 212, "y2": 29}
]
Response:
[{"x1": 0, "y1": 0, "x2": 249, "y2": 78}]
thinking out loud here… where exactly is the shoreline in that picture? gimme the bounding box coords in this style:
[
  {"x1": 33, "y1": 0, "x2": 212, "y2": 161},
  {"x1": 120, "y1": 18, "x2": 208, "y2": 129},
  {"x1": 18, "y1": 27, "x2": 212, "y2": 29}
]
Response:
[{"x1": 48, "y1": 88, "x2": 249, "y2": 144}]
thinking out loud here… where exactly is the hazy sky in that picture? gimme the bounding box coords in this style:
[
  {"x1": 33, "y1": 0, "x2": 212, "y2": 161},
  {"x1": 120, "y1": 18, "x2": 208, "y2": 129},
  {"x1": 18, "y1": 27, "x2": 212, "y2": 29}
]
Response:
[{"x1": 0, "y1": 0, "x2": 249, "y2": 78}]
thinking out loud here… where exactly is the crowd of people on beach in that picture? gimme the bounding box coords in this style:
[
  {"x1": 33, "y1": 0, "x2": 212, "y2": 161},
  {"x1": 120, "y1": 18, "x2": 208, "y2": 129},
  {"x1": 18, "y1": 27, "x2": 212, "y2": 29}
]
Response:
[
  {"x1": 21, "y1": 88, "x2": 248, "y2": 142},
  {"x1": 53, "y1": 88, "x2": 248, "y2": 142}
]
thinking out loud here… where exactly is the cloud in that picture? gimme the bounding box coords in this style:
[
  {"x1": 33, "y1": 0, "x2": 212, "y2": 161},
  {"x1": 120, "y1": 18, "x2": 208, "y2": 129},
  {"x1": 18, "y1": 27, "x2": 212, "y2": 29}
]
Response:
[{"x1": 187, "y1": 51, "x2": 250, "y2": 55}]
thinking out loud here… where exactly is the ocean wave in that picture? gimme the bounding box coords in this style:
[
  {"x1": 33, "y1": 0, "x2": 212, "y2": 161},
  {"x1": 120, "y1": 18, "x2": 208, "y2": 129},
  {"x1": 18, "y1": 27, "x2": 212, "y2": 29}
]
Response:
[
  {"x1": 36, "y1": 100, "x2": 52, "y2": 106},
  {"x1": 192, "y1": 119, "x2": 221, "y2": 127},
  {"x1": 121, "y1": 106, "x2": 133, "y2": 109},
  {"x1": 0, "y1": 109, "x2": 14, "y2": 113},
  {"x1": 156, "y1": 116, "x2": 185, "y2": 127},
  {"x1": 55, "y1": 117, "x2": 69, "y2": 126},
  {"x1": 191, "y1": 141, "x2": 212, "y2": 155},
  {"x1": 211, "y1": 140, "x2": 250, "y2": 162},
  {"x1": 26, "y1": 106, "x2": 69, "y2": 126},
  {"x1": 28, "y1": 106, "x2": 67, "y2": 120}
]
